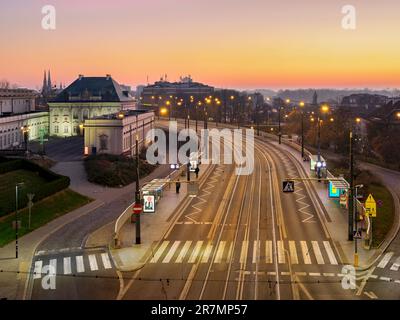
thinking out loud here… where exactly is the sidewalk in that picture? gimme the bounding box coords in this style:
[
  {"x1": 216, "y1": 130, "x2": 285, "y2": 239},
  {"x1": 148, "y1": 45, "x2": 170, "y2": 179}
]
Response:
[
  {"x1": 0, "y1": 162, "x2": 172, "y2": 300},
  {"x1": 87, "y1": 164, "x2": 210, "y2": 272},
  {"x1": 261, "y1": 134, "x2": 378, "y2": 269}
]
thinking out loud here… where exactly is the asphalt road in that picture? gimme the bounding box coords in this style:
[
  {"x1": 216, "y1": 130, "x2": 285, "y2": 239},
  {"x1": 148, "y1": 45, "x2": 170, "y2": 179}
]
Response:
[{"x1": 27, "y1": 119, "x2": 397, "y2": 300}]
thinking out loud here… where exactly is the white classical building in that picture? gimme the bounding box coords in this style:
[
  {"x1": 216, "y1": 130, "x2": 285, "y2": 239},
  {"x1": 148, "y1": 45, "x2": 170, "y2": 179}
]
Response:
[
  {"x1": 83, "y1": 110, "x2": 154, "y2": 156},
  {"x1": 0, "y1": 88, "x2": 49, "y2": 150},
  {"x1": 48, "y1": 75, "x2": 136, "y2": 137}
]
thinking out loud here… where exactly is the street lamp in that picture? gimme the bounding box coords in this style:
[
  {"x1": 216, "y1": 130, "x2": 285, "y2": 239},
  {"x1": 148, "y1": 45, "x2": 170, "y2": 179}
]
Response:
[
  {"x1": 204, "y1": 97, "x2": 211, "y2": 129},
  {"x1": 348, "y1": 117, "x2": 362, "y2": 241},
  {"x1": 299, "y1": 101, "x2": 305, "y2": 159},
  {"x1": 316, "y1": 104, "x2": 330, "y2": 180},
  {"x1": 15, "y1": 182, "x2": 24, "y2": 258},
  {"x1": 20, "y1": 125, "x2": 30, "y2": 152},
  {"x1": 166, "y1": 100, "x2": 171, "y2": 121}
]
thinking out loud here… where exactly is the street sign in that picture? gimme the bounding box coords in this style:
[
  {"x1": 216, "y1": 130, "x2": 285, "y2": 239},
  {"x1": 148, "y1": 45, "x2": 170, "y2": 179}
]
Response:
[
  {"x1": 353, "y1": 229, "x2": 362, "y2": 239},
  {"x1": 283, "y1": 180, "x2": 295, "y2": 193},
  {"x1": 340, "y1": 193, "x2": 348, "y2": 207},
  {"x1": 365, "y1": 194, "x2": 377, "y2": 217},
  {"x1": 143, "y1": 195, "x2": 155, "y2": 213},
  {"x1": 133, "y1": 202, "x2": 142, "y2": 215}
]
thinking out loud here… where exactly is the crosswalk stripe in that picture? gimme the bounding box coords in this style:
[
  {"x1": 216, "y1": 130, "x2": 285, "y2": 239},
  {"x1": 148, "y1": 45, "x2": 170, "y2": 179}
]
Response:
[
  {"x1": 175, "y1": 241, "x2": 192, "y2": 263},
  {"x1": 33, "y1": 260, "x2": 43, "y2": 279},
  {"x1": 63, "y1": 257, "x2": 72, "y2": 275},
  {"x1": 76, "y1": 256, "x2": 85, "y2": 273},
  {"x1": 265, "y1": 241, "x2": 272, "y2": 264},
  {"x1": 49, "y1": 259, "x2": 57, "y2": 275},
  {"x1": 226, "y1": 242, "x2": 233, "y2": 262},
  {"x1": 240, "y1": 241, "x2": 249, "y2": 264},
  {"x1": 252, "y1": 241, "x2": 259, "y2": 264},
  {"x1": 215, "y1": 241, "x2": 226, "y2": 263},
  {"x1": 390, "y1": 256, "x2": 400, "y2": 271},
  {"x1": 323, "y1": 241, "x2": 338, "y2": 265},
  {"x1": 101, "y1": 253, "x2": 112, "y2": 269},
  {"x1": 378, "y1": 252, "x2": 394, "y2": 269},
  {"x1": 300, "y1": 241, "x2": 312, "y2": 264},
  {"x1": 201, "y1": 242, "x2": 213, "y2": 263},
  {"x1": 289, "y1": 241, "x2": 298, "y2": 264},
  {"x1": 150, "y1": 241, "x2": 170, "y2": 263},
  {"x1": 312, "y1": 241, "x2": 324, "y2": 264},
  {"x1": 162, "y1": 241, "x2": 181, "y2": 263},
  {"x1": 188, "y1": 241, "x2": 203, "y2": 263},
  {"x1": 277, "y1": 241, "x2": 285, "y2": 264},
  {"x1": 88, "y1": 254, "x2": 98, "y2": 271}
]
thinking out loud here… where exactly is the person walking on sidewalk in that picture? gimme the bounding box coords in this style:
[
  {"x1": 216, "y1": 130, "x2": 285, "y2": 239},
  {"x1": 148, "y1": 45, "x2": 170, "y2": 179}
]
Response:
[
  {"x1": 176, "y1": 179, "x2": 181, "y2": 194},
  {"x1": 195, "y1": 166, "x2": 200, "y2": 179}
]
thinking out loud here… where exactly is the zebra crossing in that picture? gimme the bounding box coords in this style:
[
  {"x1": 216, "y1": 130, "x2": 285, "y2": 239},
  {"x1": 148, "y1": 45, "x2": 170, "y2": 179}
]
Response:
[
  {"x1": 377, "y1": 252, "x2": 400, "y2": 272},
  {"x1": 32, "y1": 252, "x2": 113, "y2": 279},
  {"x1": 148, "y1": 240, "x2": 339, "y2": 266}
]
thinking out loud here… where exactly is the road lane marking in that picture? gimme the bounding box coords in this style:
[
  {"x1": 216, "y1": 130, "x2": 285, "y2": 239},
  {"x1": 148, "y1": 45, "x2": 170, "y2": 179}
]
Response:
[
  {"x1": 150, "y1": 241, "x2": 170, "y2": 263},
  {"x1": 101, "y1": 253, "x2": 112, "y2": 269},
  {"x1": 295, "y1": 272, "x2": 307, "y2": 277},
  {"x1": 323, "y1": 273, "x2": 335, "y2": 277},
  {"x1": 33, "y1": 261, "x2": 43, "y2": 279},
  {"x1": 377, "y1": 252, "x2": 394, "y2": 269},
  {"x1": 226, "y1": 242, "x2": 233, "y2": 262},
  {"x1": 188, "y1": 241, "x2": 203, "y2": 263},
  {"x1": 323, "y1": 241, "x2": 338, "y2": 265},
  {"x1": 265, "y1": 241, "x2": 272, "y2": 264},
  {"x1": 63, "y1": 257, "x2": 72, "y2": 275},
  {"x1": 312, "y1": 241, "x2": 324, "y2": 265},
  {"x1": 88, "y1": 254, "x2": 98, "y2": 271},
  {"x1": 76, "y1": 256, "x2": 85, "y2": 273},
  {"x1": 215, "y1": 241, "x2": 226, "y2": 264},
  {"x1": 309, "y1": 272, "x2": 321, "y2": 277},
  {"x1": 240, "y1": 241, "x2": 249, "y2": 264},
  {"x1": 390, "y1": 256, "x2": 400, "y2": 271},
  {"x1": 277, "y1": 240, "x2": 285, "y2": 264},
  {"x1": 380, "y1": 276, "x2": 391, "y2": 282},
  {"x1": 300, "y1": 241, "x2": 311, "y2": 264},
  {"x1": 289, "y1": 241, "x2": 298, "y2": 264},
  {"x1": 49, "y1": 259, "x2": 57, "y2": 275},
  {"x1": 175, "y1": 241, "x2": 192, "y2": 263},
  {"x1": 201, "y1": 242, "x2": 213, "y2": 263},
  {"x1": 162, "y1": 241, "x2": 181, "y2": 263},
  {"x1": 252, "y1": 240, "x2": 259, "y2": 264}
]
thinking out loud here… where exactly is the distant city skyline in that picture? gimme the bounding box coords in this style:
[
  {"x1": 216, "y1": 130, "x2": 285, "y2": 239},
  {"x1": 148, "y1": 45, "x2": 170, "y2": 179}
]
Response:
[{"x1": 1, "y1": 0, "x2": 400, "y2": 90}]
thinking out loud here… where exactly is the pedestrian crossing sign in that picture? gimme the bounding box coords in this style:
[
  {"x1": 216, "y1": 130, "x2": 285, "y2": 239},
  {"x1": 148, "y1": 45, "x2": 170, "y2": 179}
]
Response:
[
  {"x1": 365, "y1": 194, "x2": 377, "y2": 217},
  {"x1": 283, "y1": 180, "x2": 295, "y2": 193}
]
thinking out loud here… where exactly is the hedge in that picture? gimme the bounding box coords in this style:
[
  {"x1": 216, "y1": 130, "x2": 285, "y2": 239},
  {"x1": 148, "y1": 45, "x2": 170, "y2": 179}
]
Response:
[{"x1": 0, "y1": 158, "x2": 70, "y2": 217}]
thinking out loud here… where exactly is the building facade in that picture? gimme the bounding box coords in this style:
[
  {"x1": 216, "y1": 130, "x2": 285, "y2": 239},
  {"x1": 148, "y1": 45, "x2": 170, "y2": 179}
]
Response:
[
  {"x1": 0, "y1": 88, "x2": 49, "y2": 150},
  {"x1": 84, "y1": 110, "x2": 154, "y2": 156},
  {"x1": 48, "y1": 75, "x2": 136, "y2": 137}
]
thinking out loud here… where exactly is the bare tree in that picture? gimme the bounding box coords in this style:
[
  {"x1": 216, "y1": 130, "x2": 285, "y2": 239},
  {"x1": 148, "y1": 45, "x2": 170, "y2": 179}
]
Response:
[{"x1": 0, "y1": 79, "x2": 10, "y2": 89}]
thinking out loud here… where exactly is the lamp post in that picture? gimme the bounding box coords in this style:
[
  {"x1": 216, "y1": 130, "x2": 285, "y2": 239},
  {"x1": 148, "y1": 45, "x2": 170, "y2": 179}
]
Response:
[
  {"x1": 15, "y1": 182, "x2": 24, "y2": 259},
  {"x1": 316, "y1": 104, "x2": 329, "y2": 180},
  {"x1": 299, "y1": 101, "x2": 305, "y2": 159},
  {"x1": 348, "y1": 117, "x2": 362, "y2": 242},
  {"x1": 204, "y1": 97, "x2": 211, "y2": 130},
  {"x1": 20, "y1": 125, "x2": 30, "y2": 152},
  {"x1": 135, "y1": 134, "x2": 141, "y2": 245},
  {"x1": 196, "y1": 101, "x2": 201, "y2": 133}
]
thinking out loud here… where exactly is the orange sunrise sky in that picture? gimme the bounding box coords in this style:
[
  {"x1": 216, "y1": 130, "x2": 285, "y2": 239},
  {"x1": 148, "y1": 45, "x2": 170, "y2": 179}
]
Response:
[{"x1": 1, "y1": 0, "x2": 400, "y2": 90}]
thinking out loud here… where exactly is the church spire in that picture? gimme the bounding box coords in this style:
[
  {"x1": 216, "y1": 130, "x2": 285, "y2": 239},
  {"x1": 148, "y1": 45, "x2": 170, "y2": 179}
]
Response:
[
  {"x1": 47, "y1": 70, "x2": 52, "y2": 93},
  {"x1": 42, "y1": 70, "x2": 47, "y2": 95}
]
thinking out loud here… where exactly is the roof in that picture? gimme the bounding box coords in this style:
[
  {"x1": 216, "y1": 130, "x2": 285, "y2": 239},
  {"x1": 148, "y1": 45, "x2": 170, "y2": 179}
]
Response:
[
  {"x1": 0, "y1": 88, "x2": 38, "y2": 98},
  {"x1": 329, "y1": 178, "x2": 349, "y2": 190},
  {"x1": 50, "y1": 76, "x2": 133, "y2": 103}
]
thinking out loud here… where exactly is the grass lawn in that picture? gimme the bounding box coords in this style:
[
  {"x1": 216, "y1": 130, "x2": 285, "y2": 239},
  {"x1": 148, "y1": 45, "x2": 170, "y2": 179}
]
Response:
[
  {"x1": 0, "y1": 189, "x2": 92, "y2": 247},
  {"x1": 369, "y1": 184, "x2": 395, "y2": 248},
  {"x1": 0, "y1": 169, "x2": 49, "y2": 216}
]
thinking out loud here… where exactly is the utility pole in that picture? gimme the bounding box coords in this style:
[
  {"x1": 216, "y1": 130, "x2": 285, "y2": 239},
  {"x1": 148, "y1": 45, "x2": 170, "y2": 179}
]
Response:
[
  {"x1": 15, "y1": 183, "x2": 23, "y2": 259},
  {"x1": 135, "y1": 133, "x2": 141, "y2": 245}
]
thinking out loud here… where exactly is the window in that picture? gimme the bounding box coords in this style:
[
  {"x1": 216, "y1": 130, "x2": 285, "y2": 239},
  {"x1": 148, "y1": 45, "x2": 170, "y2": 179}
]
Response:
[
  {"x1": 64, "y1": 126, "x2": 69, "y2": 134},
  {"x1": 73, "y1": 110, "x2": 79, "y2": 119},
  {"x1": 54, "y1": 125, "x2": 59, "y2": 134}
]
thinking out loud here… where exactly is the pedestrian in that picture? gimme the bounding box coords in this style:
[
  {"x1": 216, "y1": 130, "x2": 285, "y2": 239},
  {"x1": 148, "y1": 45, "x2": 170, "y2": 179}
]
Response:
[
  {"x1": 176, "y1": 179, "x2": 181, "y2": 194},
  {"x1": 195, "y1": 166, "x2": 200, "y2": 179}
]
